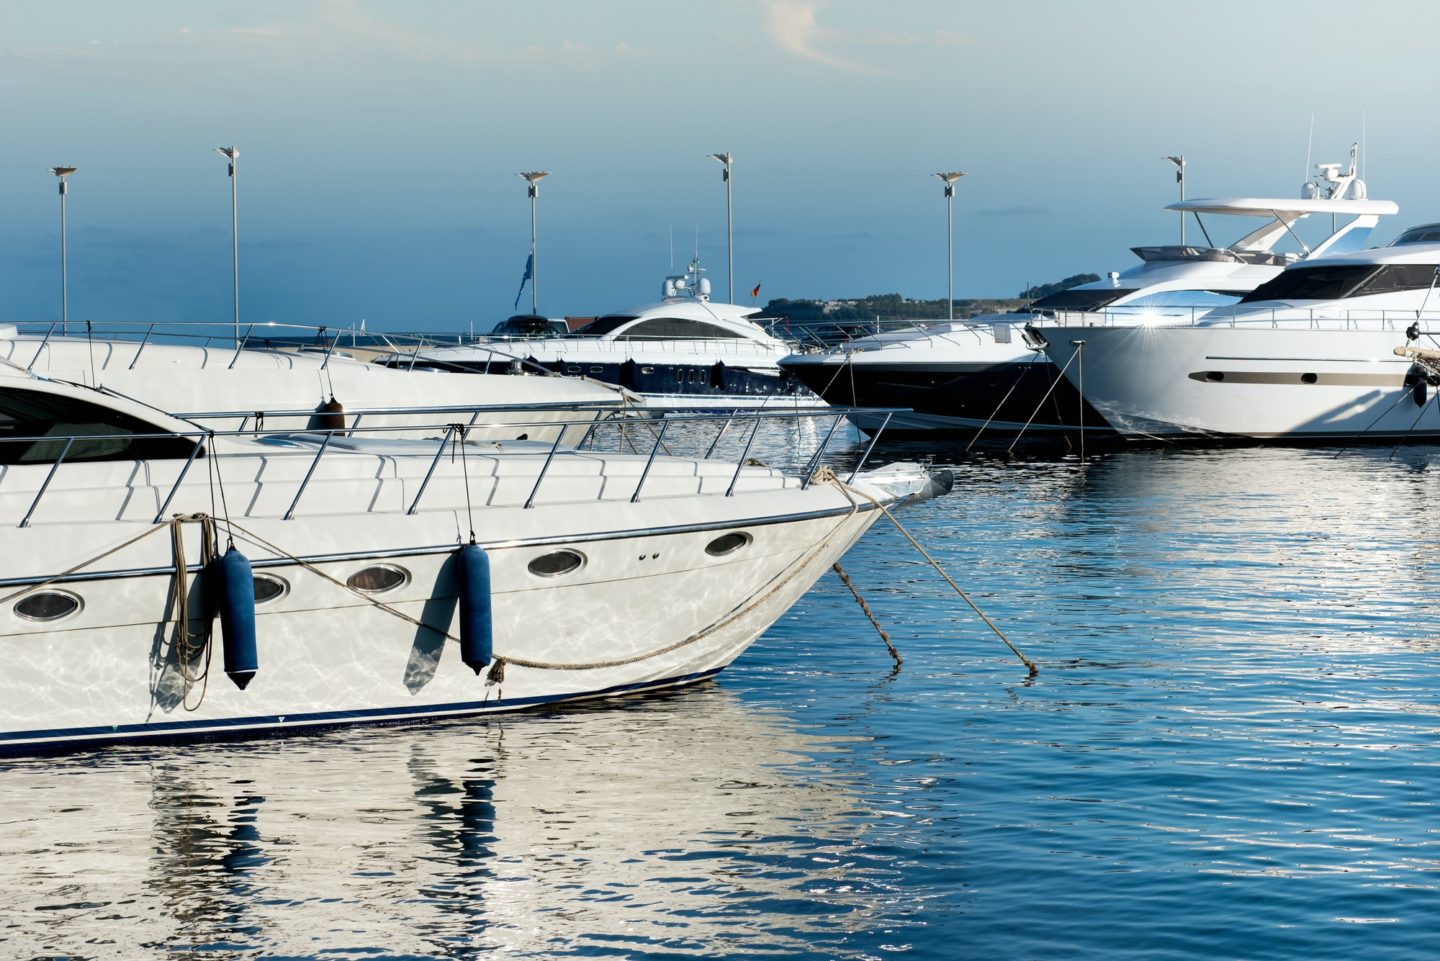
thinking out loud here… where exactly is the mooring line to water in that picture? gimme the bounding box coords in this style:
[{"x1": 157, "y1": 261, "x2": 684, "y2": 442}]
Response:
[
  {"x1": 832, "y1": 561, "x2": 902, "y2": 668},
  {"x1": 840, "y1": 478, "x2": 1038, "y2": 676}
]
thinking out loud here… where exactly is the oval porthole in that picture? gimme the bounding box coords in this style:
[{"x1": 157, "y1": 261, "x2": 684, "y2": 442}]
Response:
[
  {"x1": 705, "y1": 532, "x2": 752, "y2": 557},
  {"x1": 528, "y1": 549, "x2": 585, "y2": 577},
  {"x1": 347, "y1": 564, "x2": 411, "y2": 594},
  {"x1": 15, "y1": 590, "x2": 83, "y2": 622},
  {"x1": 252, "y1": 573, "x2": 289, "y2": 604},
  {"x1": 1205, "y1": 371, "x2": 1225, "y2": 382},
  {"x1": 1301, "y1": 372, "x2": 1318, "y2": 384}
]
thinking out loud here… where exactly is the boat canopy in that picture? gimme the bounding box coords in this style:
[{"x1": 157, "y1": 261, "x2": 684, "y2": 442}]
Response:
[{"x1": 1168, "y1": 197, "x2": 1399, "y2": 217}]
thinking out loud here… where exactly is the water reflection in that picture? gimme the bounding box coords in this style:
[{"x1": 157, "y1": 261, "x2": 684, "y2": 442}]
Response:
[{"x1": 0, "y1": 687, "x2": 899, "y2": 959}]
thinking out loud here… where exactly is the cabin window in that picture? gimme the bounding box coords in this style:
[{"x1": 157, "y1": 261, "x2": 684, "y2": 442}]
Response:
[
  {"x1": 1239, "y1": 265, "x2": 1377, "y2": 303},
  {"x1": 615, "y1": 318, "x2": 746, "y2": 340},
  {"x1": 527, "y1": 549, "x2": 584, "y2": 577},
  {"x1": 1349, "y1": 264, "x2": 1440, "y2": 297},
  {"x1": 0, "y1": 387, "x2": 200, "y2": 464},
  {"x1": 347, "y1": 564, "x2": 410, "y2": 594},
  {"x1": 705, "y1": 532, "x2": 752, "y2": 557},
  {"x1": 252, "y1": 573, "x2": 289, "y2": 604},
  {"x1": 1392, "y1": 225, "x2": 1440, "y2": 246},
  {"x1": 14, "y1": 589, "x2": 83, "y2": 622}
]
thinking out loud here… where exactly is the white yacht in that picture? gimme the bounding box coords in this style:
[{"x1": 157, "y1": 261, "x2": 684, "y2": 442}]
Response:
[
  {"x1": 381, "y1": 259, "x2": 814, "y2": 410},
  {"x1": 780, "y1": 153, "x2": 1395, "y2": 437},
  {"x1": 0, "y1": 324, "x2": 633, "y2": 443},
  {"x1": 1036, "y1": 225, "x2": 1440, "y2": 441},
  {"x1": 0, "y1": 369, "x2": 940, "y2": 753}
]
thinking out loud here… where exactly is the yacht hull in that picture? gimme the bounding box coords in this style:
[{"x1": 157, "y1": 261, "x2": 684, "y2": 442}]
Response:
[
  {"x1": 0, "y1": 498, "x2": 878, "y2": 754},
  {"x1": 1042, "y1": 324, "x2": 1435, "y2": 440},
  {"x1": 781, "y1": 348, "x2": 1108, "y2": 436}
]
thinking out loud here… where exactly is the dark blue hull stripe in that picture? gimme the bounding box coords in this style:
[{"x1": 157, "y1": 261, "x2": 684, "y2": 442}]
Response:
[{"x1": 0, "y1": 667, "x2": 724, "y2": 755}]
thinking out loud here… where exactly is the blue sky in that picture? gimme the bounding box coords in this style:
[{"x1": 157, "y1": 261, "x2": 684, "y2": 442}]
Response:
[{"x1": 2, "y1": 0, "x2": 1437, "y2": 329}]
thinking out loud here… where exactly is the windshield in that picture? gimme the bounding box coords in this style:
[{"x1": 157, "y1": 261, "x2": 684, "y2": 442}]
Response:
[
  {"x1": 569, "y1": 315, "x2": 637, "y2": 338},
  {"x1": 1030, "y1": 288, "x2": 1138, "y2": 311}
]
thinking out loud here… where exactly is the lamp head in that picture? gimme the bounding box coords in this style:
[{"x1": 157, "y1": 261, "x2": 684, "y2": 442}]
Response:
[
  {"x1": 934, "y1": 171, "x2": 966, "y2": 184},
  {"x1": 519, "y1": 171, "x2": 550, "y2": 184},
  {"x1": 710, "y1": 152, "x2": 732, "y2": 165},
  {"x1": 1163, "y1": 155, "x2": 1185, "y2": 169},
  {"x1": 50, "y1": 166, "x2": 77, "y2": 178},
  {"x1": 216, "y1": 146, "x2": 240, "y2": 160}
]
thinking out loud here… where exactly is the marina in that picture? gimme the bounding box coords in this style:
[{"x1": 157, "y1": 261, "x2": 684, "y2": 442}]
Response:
[
  {"x1": 4, "y1": 438, "x2": 1439, "y2": 958},
  {"x1": 7, "y1": 2, "x2": 1440, "y2": 958}
]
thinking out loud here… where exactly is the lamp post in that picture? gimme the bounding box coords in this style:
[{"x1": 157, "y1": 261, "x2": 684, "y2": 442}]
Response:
[
  {"x1": 934, "y1": 171, "x2": 966, "y2": 322},
  {"x1": 1164, "y1": 154, "x2": 1186, "y2": 246},
  {"x1": 216, "y1": 146, "x2": 240, "y2": 346},
  {"x1": 50, "y1": 166, "x2": 76, "y2": 333},
  {"x1": 710, "y1": 152, "x2": 733, "y2": 303},
  {"x1": 519, "y1": 171, "x2": 549, "y2": 315}
]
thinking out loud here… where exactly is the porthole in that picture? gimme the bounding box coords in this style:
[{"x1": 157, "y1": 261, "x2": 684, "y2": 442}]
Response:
[
  {"x1": 705, "y1": 532, "x2": 752, "y2": 557},
  {"x1": 1301, "y1": 372, "x2": 1318, "y2": 384},
  {"x1": 590, "y1": 365, "x2": 603, "y2": 373},
  {"x1": 528, "y1": 549, "x2": 585, "y2": 577},
  {"x1": 1205, "y1": 371, "x2": 1225, "y2": 382},
  {"x1": 347, "y1": 564, "x2": 411, "y2": 594},
  {"x1": 15, "y1": 589, "x2": 83, "y2": 622},
  {"x1": 252, "y1": 573, "x2": 289, "y2": 604}
]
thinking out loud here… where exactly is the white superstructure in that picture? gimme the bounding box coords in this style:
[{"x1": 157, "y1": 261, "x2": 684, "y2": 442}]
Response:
[
  {"x1": 1038, "y1": 226, "x2": 1440, "y2": 441},
  {"x1": 781, "y1": 151, "x2": 1397, "y2": 436}
]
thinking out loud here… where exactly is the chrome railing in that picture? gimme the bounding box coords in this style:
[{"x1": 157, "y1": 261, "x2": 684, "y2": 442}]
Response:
[{"x1": 0, "y1": 404, "x2": 905, "y2": 528}]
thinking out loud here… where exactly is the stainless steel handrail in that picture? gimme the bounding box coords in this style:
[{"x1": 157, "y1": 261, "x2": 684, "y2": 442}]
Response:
[{"x1": 0, "y1": 404, "x2": 908, "y2": 526}]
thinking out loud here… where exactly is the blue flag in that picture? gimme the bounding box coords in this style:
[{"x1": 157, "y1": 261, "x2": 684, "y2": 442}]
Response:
[{"x1": 513, "y1": 253, "x2": 534, "y2": 310}]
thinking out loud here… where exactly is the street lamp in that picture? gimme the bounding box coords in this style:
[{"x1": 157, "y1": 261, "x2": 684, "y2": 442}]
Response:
[
  {"x1": 50, "y1": 165, "x2": 76, "y2": 333},
  {"x1": 710, "y1": 152, "x2": 733, "y2": 303},
  {"x1": 519, "y1": 171, "x2": 549, "y2": 315},
  {"x1": 216, "y1": 146, "x2": 240, "y2": 346},
  {"x1": 934, "y1": 171, "x2": 966, "y2": 322},
  {"x1": 1164, "y1": 154, "x2": 1186, "y2": 246}
]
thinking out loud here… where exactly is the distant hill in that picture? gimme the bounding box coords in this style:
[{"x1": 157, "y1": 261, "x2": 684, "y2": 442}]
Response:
[
  {"x1": 1017, "y1": 273, "x2": 1101, "y2": 300},
  {"x1": 760, "y1": 293, "x2": 1025, "y2": 324},
  {"x1": 758, "y1": 274, "x2": 1100, "y2": 325}
]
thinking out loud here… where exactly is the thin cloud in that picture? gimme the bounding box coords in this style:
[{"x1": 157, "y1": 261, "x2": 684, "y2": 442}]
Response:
[
  {"x1": 760, "y1": 1, "x2": 884, "y2": 76},
  {"x1": 755, "y1": 1, "x2": 969, "y2": 74}
]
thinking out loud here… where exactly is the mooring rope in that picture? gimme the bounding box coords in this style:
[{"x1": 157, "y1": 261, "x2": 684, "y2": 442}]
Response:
[
  {"x1": 832, "y1": 560, "x2": 902, "y2": 667},
  {"x1": 167, "y1": 513, "x2": 218, "y2": 711},
  {"x1": 836, "y1": 476, "x2": 1038, "y2": 676}
]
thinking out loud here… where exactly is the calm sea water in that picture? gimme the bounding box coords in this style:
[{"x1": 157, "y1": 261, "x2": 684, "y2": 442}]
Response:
[{"x1": 5, "y1": 428, "x2": 1440, "y2": 960}]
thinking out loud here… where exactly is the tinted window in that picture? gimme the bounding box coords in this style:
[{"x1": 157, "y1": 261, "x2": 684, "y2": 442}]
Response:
[
  {"x1": 1392, "y1": 225, "x2": 1440, "y2": 246},
  {"x1": 616, "y1": 318, "x2": 745, "y2": 340},
  {"x1": 570, "y1": 315, "x2": 639, "y2": 337},
  {"x1": 0, "y1": 388, "x2": 200, "y2": 464},
  {"x1": 1030, "y1": 288, "x2": 1138, "y2": 310},
  {"x1": 1239, "y1": 265, "x2": 1377, "y2": 303},
  {"x1": 1350, "y1": 264, "x2": 1440, "y2": 297}
]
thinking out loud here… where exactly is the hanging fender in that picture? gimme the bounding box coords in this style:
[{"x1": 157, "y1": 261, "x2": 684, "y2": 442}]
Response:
[
  {"x1": 455, "y1": 543, "x2": 494, "y2": 674},
  {"x1": 210, "y1": 546, "x2": 258, "y2": 690}
]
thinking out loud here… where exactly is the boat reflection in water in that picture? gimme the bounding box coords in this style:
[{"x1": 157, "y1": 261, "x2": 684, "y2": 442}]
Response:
[{"x1": 1, "y1": 687, "x2": 897, "y2": 958}]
